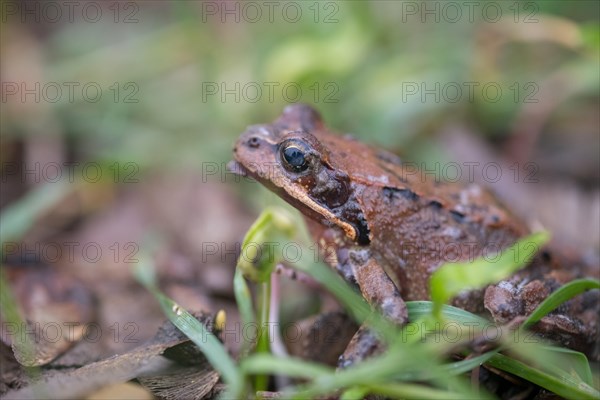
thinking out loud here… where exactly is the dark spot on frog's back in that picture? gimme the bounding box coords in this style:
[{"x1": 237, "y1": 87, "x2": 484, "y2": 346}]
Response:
[
  {"x1": 450, "y1": 210, "x2": 466, "y2": 223},
  {"x1": 382, "y1": 186, "x2": 420, "y2": 202},
  {"x1": 355, "y1": 215, "x2": 370, "y2": 245},
  {"x1": 428, "y1": 200, "x2": 443, "y2": 210}
]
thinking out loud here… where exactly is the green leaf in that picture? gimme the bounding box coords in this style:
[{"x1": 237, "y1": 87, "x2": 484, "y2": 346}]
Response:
[{"x1": 430, "y1": 232, "x2": 550, "y2": 318}]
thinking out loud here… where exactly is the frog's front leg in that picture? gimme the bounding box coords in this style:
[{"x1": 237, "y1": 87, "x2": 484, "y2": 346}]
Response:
[{"x1": 337, "y1": 247, "x2": 408, "y2": 368}]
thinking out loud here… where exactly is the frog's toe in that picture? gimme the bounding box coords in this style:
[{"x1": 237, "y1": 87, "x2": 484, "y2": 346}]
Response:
[
  {"x1": 337, "y1": 325, "x2": 384, "y2": 369},
  {"x1": 380, "y1": 295, "x2": 409, "y2": 325}
]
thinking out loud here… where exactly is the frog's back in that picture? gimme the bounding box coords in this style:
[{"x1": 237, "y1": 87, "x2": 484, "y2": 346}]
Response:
[{"x1": 315, "y1": 130, "x2": 530, "y2": 303}]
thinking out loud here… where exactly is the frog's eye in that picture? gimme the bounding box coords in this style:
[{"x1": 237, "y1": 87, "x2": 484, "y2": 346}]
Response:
[{"x1": 280, "y1": 140, "x2": 311, "y2": 173}]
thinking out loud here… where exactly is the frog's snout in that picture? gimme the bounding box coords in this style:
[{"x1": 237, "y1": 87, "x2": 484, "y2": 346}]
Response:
[
  {"x1": 237, "y1": 124, "x2": 275, "y2": 153},
  {"x1": 245, "y1": 135, "x2": 261, "y2": 149},
  {"x1": 233, "y1": 132, "x2": 255, "y2": 155},
  {"x1": 234, "y1": 132, "x2": 262, "y2": 155}
]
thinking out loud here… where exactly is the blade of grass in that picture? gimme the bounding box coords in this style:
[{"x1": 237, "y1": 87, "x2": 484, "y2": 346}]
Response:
[
  {"x1": 293, "y1": 256, "x2": 371, "y2": 323},
  {"x1": 365, "y1": 382, "x2": 489, "y2": 400},
  {"x1": 538, "y1": 346, "x2": 594, "y2": 386},
  {"x1": 522, "y1": 278, "x2": 600, "y2": 329},
  {"x1": 0, "y1": 180, "x2": 73, "y2": 243},
  {"x1": 500, "y1": 338, "x2": 596, "y2": 388},
  {"x1": 407, "y1": 301, "x2": 490, "y2": 325},
  {"x1": 487, "y1": 353, "x2": 600, "y2": 400},
  {"x1": 340, "y1": 386, "x2": 369, "y2": 400},
  {"x1": 151, "y1": 291, "x2": 242, "y2": 392},
  {"x1": 241, "y1": 354, "x2": 333, "y2": 379},
  {"x1": 511, "y1": 278, "x2": 598, "y2": 387},
  {"x1": 0, "y1": 269, "x2": 42, "y2": 393},
  {"x1": 408, "y1": 302, "x2": 597, "y2": 391},
  {"x1": 133, "y1": 253, "x2": 243, "y2": 397},
  {"x1": 285, "y1": 342, "x2": 466, "y2": 399}
]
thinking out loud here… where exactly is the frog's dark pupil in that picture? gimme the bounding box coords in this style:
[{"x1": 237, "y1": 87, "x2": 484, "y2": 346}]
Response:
[{"x1": 283, "y1": 146, "x2": 307, "y2": 171}]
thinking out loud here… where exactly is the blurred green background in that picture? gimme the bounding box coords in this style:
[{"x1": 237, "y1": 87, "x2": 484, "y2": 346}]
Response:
[{"x1": 1, "y1": 0, "x2": 599, "y2": 240}]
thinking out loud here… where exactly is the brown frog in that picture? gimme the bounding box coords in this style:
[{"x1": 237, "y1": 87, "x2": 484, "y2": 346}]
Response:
[{"x1": 230, "y1": 104, "x2": 599, "y2": 364}]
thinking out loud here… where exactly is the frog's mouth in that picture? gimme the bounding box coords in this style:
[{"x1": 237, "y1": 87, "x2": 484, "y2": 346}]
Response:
[
  {"x1": 226, "y1": 160, "x2": 250, "y2": 178},
  {"x1": 227, "y1": 159, "x2": 284, "y2": 192},
  {"x1": 227, "y1": 160, "x2": 362, "y2": 244}
]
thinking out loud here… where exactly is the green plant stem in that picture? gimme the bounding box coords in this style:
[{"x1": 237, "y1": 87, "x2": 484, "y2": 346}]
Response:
[
  {"x1": 233, "y1": 268, "x2": 255, "y2": 357},
  {"x1": 254, "y1": 279, "x2": 272, "y2": 392}
]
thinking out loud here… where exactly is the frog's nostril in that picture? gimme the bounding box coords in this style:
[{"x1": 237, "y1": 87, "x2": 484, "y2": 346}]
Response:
[{"x1": 247, "y1": 136, "x2": 260, "y2": 148}]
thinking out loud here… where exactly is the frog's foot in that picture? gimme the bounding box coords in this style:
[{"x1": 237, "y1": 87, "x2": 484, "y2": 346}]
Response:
[
  {"x1": 337, "y1": 250, "x2": 408, "y2": 368},
  {"x1": 338, "y1": 325, "x2": 383, "y2": 369}
]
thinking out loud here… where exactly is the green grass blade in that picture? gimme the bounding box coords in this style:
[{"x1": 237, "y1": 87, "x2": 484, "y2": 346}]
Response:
[
  {"x1": 487, "y1": 353, "x2": 600, "y2": 400},
  {"x1": 365, "y1": 382, "x2": 490, "y2": 400},
  {"x1": 522, "y1": 278, "x2": 600, "y2": 329},
  {"x1": 537, "y1": 346, "x2": 594, "y2": 386},
  {"x1": 293, "y1": 256, "x2": 371, "y2": 324},
  {"x1": 241, "y1": 354, "x2": 333, "y2": 379},
  {"x1": 499, "y1": 338, "x2": 596, "y2": 388},
  {"x1": 152, "y1": 291, "x2": 242, "y2": 393},
  {"x1": 440, "y1": 351, "x2": 497, "y2": 376},
  {"x1": 133, "y1": 253, "x2": 243, "y2": 396},
  {"x1": 340, "y1": 386, "x2": 369, "y2": 400},
  {"x1": 407, "y1": 301, "x2": 491, "y2": 325},
  {"x1": 0, "y1": 269, "x2": 42, "y2": 386},
  {"x1": 286, "y1": 342, "x2": 469, "y2": 399},
  {"x1": 0, "y1": 180, "x2": 72, "y2": 243}
]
